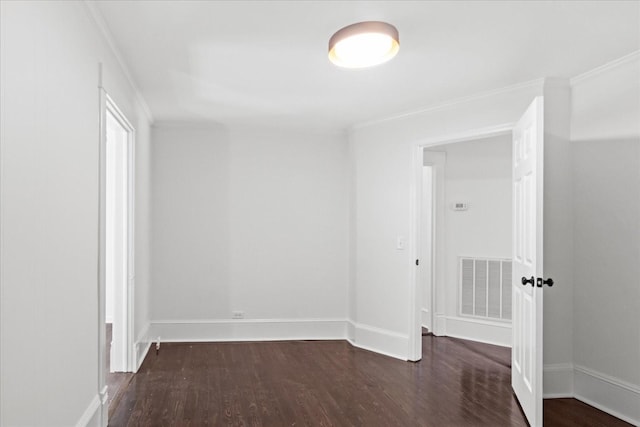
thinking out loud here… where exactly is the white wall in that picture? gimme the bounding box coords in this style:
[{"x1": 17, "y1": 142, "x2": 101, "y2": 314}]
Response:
[
  {"x1": 424, "y1": 135, "x2": 512, "y2": 345},
  {"x1": 569, "y1": 53, "x2": 640, "y2": 424},
  {"x1": 150, "y1": 124, "x2": 349, "y2": 340},
  {"x1": 541, "y1": 79, "x2": 575, "y2": 377},
  {"x1": 0, "y1": 2, "x2": 152, "y2": 426}
]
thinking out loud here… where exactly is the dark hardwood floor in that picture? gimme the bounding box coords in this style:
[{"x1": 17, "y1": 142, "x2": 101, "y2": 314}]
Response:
[{"x1": 109, "y1": 335, "x2": 632, "y2": 426}]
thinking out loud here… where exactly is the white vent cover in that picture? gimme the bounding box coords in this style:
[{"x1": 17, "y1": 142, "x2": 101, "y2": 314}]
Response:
[{"x1": 460, "y1": 257, "x2": 512, "y2": 321}]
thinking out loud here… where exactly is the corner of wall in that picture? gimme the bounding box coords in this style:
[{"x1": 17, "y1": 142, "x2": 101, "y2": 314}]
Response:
[
  {"x1": 348, "y1": 321, "x2": 409, "y2": 361},
  {"x1": 543, "y1": 363, "x2": 574, "y2": 398}
]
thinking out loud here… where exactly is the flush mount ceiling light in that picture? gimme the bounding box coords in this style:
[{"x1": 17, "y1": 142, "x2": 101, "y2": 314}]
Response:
[{"x1": 328, "y1": 21, "x2": 399, "y2": 69}]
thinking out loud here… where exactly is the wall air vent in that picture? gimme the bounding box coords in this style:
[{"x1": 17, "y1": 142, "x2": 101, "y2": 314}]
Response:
[{"x1": 460, "y1": 257, "x2": 512, "y2": 321}]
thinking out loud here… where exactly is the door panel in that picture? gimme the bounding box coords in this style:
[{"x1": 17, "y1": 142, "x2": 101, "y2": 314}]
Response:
[{"x1": 512, "y1": 97, "x2": 544, "y2": 427}]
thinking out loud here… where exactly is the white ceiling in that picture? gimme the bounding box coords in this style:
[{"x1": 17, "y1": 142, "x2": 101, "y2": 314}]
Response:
[{"x1": 94, "y1": 1, "x2": 640, "y2": 130}]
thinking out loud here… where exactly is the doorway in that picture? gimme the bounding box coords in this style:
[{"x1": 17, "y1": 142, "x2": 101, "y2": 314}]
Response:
[
  {"x1": 410, "y1": 97, "x2": 546, "y2": 427},
  {"x1": 420, "y1": 134, "x2": 513, "y2": 345},
  {"x1": 100, "y1": 93, "x2": 135, "y2": 415},
  {"x1": 410, "y1": 125, "x2": 514, "y2": 362}
]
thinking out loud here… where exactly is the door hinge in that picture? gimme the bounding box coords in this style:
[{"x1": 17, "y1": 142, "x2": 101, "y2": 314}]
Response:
[{"x1": 416, "y1": 259, "x2": 419, "y2": 266}]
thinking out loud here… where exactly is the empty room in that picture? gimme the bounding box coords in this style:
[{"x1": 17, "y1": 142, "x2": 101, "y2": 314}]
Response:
[{"x1": 1, "y1": 1, "x2": 639, "y2": 426}]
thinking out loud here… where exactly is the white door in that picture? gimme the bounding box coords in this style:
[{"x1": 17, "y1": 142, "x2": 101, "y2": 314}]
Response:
[{"x1": 512, "y1": 97, "x2": 544, "y2": 426}]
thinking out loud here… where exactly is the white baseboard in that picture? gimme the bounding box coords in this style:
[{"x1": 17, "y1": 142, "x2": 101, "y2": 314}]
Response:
[
  {"x1": 442, "y1": 316, "x2": 511, "y2": 347},
  {"x1": 573, "y1": 365, "x2": 640, "y2": 426},
  {"x1": 134, "y1": 323, "x2": 151, "y2": 372},
  {"x1": 75, "y1": 394, "x2": 102, "y2": 427},
  {"x1": 348, "y1": 320, "x2": 408, "y2": 361},
  {"x1": 149, "y1": 318, "x2": 348, "y2": 343},
  {"x1": 99, "y1": 386, "x2": 108, "y2": 427},
  {"x1": 420, "y1": 308, "x2": 430, "y2": 329},
  {"x1": 433, "y1": 314, "x2": 447, "y2": 336},
  {"x1": 543, "y1": 363, "x2": 574, "y2": 398},
  {"x1": 346, "y1": 319, "x2": 356, "y2": 342}
]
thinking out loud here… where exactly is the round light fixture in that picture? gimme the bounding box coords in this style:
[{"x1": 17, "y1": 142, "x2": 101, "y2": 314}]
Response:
[{"x1": 328, "y1": 21, "x2": 399, "y2": 69}]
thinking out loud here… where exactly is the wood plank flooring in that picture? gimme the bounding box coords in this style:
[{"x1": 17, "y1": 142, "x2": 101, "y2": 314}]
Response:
[{"x1": 109, "y1": 336, "x2": 632, "y2": 426}]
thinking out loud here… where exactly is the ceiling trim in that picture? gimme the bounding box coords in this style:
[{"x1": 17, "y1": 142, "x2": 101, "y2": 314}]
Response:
[
  {"x1": 350, "y1": 78, "x2": 545, "y2": 131},
  {"x1": 415, "y1": 123, "x2": 515, "y2": 148},
  {"x1": 83, "y1": 0, "x2": 154, "y2": 124},
  {"x1": 570, "y1": 50, "x2": 640, "y2": 86}
]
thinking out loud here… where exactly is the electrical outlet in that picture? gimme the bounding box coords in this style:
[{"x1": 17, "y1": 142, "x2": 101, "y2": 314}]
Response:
[{"x1": 232, "y1": 311, "x2": 244, "y2": 319}]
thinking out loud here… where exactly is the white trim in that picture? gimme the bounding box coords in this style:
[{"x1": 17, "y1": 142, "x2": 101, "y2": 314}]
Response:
[
  {"x1": 574, "y1": 365, "x2": 640, "y2": 426},
  {"x1": 83, "y1": 1, "x2": 154, "y2": 123},
  {"x1": 349, "y1": 320, "x2": 409, "y2": 361},
  {"x1": 420, "y1": 308, "x2": 430, "y2": 328},
  {"x1": 149, "y1": 318, "x2": 348, "y2": 343},
  {"x1": 149, "y1": 318, "x2": 410, "y2": 361},
  {"x1": 134, "y1": 323, "x2": 151, "y2": 371},
  {"x1": 346, "y1": 319, "x2": 356, "y2": 342},
  {"x1": 543, "y1": 363, "x2": 574, "y2": 398},
  {"x1": 442, "y1": 316, "x2": 511, "y2": 347},
  {"x1": 433, "y1": 314, "x2": 447, "y2": 336},
  {"x1": 102, "y1": 94, "x2": 136, "y2": 373},
  {"x1": 416, "y1": 123, "x2": 514, "y2": 148},
  {"x1": 96, "y1": 86, "x2": 108, "y2": 427},
  {"x1": 570, "y1": 50, "x2": 640, "y2": 86},
  {"x1": 352, "y1": 79, "x2": 543, "y2": 130},
  {"x1": 75, "y1": 395, "x2": 101, "y2": 427},
  {"x1": 99, "y1": 385, "x2": 108, "y2": 427},
  {"x1": 407, "y1": 143, "x2": 423, "y2": 361},
  {"x1": 152, "y1": 317, "x2": 347, "y2": 325},
  {"x1": 135, "y1": 341, "x2": 152, "y2": 372},
  {"x1": 346, "y1": 339, "x2": 407, "y2": 362},
  {"x1": 542, "y1": 363, "x2": 640, "y2": 424}
]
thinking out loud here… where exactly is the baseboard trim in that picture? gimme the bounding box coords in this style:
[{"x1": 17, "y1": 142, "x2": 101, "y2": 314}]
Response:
[
  {"x1": 149, "y1": 318, "x2": 348, "y2": 343},
  {"x1": 420, "y1": 308, "x2": 430, "y2": 329},
  {"x1": 573, "y1": 365, "x2": 640, "y2": 425},
  {"x1": 346, "y1": 319, "x2": 356, "y2": 342},
  {"x1": 443, "y1": 316, "x2": 511, "y2": 347},
  {"x1": 543, "y1": 363, "x2": 574, "y2": 398},
  {"x1": 99, "y1": 386, "x2": 108, "y2": 427},
  {"x1": 433, "y1": 314, "x2": 447, "y2": 336},
  {"x1": 348, "y1": 320, "x2": 408, "y2": 361},
  {"x1": 134, "y1": 323, "x2": 151, "y2": 371},
  {"x1": 75, "y1": 394, "x2": 101, "y2": 427},
  {"x1": 346, "y1": 338, "x2": 406, "y2": 361}
]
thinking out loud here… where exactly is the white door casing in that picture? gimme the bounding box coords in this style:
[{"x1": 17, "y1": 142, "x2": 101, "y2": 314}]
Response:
[{"x1": 512, "y1": 97, "x2": 544, "y2": 427}]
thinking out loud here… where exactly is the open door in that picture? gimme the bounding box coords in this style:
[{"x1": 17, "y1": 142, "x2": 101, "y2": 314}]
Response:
[{"x1": 512, "y1": 97, "x2": 544, "y2": 426}]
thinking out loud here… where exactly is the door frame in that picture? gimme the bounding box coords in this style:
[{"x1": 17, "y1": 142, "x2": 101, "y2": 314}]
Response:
[
  {"x1": 98, "y1": 87, "x2": 136, "y2": 412},
  {"x1": 408, "y1": 123, "x2": 514, "y2": 361}
]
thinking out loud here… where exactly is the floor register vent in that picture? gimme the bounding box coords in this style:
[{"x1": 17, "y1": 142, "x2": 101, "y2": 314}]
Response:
[{"x1": 460, "y1": 257, "x2": 512, "y2": 321}]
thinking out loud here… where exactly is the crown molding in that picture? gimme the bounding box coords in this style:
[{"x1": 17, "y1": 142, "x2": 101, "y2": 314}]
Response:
[
  {"x1": 570, "y1": 50, "x2": 640, "y2": 86},
  {"x1": 83, "y1": 0, "x2": 154, "y2": 124},
  {"x1": 351, "y1": 78, "x2": 545, "y2": 131}
]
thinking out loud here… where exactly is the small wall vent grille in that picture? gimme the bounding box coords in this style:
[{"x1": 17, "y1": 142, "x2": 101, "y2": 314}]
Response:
[{"x1": 460, "y1": 257, "x2": 512, "y2": 321}]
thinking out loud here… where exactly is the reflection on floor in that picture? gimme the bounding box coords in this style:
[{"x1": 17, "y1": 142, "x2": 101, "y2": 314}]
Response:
[
  {"x1": 106, "y1": 323, "x2": 134, "y2": 417},
  {"x1": 107, "y1": 333, "x2": 632, "y2": 426}
]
